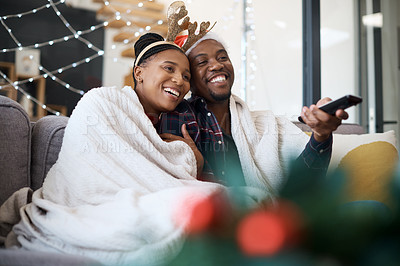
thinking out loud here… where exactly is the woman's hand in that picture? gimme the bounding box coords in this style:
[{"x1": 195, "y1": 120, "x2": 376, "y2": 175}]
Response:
[
  {"x1": 300, "y1": 97, "x2": 349, "y2": 142},
  {"x1": 160, "y1": 124, "x2": 204, "y2": 178}
]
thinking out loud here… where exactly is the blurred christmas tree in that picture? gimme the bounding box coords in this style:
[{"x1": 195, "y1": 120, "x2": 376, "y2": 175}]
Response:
[{"x1": 167, "y1": 161, "x2": 400, "y2": 266}]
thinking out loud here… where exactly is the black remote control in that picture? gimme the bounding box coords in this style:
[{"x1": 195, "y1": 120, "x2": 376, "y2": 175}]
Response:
[{"x1": 298, "y1": 95, "x2": 362, "y2": 123}]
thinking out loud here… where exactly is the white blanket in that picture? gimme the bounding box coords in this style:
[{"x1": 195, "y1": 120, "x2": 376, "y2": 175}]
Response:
[
  {"x1": 11, "y1": 86, "x2": 225, "y2": 265},
  {"x1": 5, "y1": 87, "x2": 308, "y2": 265},
  {"x1": 230, "y1": 95, "x2": 309, "y2": 194}
]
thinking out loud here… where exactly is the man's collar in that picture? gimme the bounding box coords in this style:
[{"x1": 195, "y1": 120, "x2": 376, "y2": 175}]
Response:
[{"x1": 188, "y1": 95, "x2": 207, "y2": 108}]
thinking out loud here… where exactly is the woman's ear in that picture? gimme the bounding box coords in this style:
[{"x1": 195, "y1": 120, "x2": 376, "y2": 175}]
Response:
[{"x1": 133, "y1": 66, "x2": 143, "y2": 84}]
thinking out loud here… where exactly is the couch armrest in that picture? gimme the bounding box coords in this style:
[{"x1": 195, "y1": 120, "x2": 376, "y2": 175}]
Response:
[
  {"x1": 0, "y1": 96, "x2": 31, "y2": 205},
  {"x1": 31, "y1": 116, "x2": 69, "y2": 190},
  {"x1": 293, "y1": 121, "x2": 365, "y2": 134}
]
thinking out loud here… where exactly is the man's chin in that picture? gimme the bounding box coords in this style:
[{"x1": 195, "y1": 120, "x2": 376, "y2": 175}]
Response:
[{"x1": 210, "y1": 91, "x2": 231, "y2": 102}]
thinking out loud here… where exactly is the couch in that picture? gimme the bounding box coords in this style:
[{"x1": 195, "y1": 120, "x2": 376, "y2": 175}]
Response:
[
  {"x1": 0, "y1": 95, "x2": 397, "y2": 265},
  {"x1": 0, "y1": 96, "x2": 101, "y2": 265}
]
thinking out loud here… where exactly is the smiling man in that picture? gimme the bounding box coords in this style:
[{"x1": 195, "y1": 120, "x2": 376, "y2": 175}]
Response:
[{"x1": 158, "y1": 32, "x2": 348, "y2": 189}]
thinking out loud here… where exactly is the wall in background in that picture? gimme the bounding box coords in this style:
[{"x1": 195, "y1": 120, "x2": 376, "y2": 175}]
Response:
[
  {"x1": 2, "y1": 0, "x2": 396, "y2": 130},
  {"x1": 321, "y1": 0, "x2": 358, "y2": 121},
  {"x1": 382, "y1": 0, "x2": 400, "y2": 146},
  {"x1": 0, "y1": 0, "x2": 104, "y2": 116}
]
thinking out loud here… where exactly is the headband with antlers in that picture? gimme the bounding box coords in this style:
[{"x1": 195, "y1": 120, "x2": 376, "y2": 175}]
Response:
[
  {"x1": 134, "y1": 1, "x2": 215, "y2": 66},
  {"x1": 166, "y1": 1, "x2": 215, "y2": 52}
]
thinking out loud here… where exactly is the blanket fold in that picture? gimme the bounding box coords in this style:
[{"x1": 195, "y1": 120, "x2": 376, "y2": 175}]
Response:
[{"x1": 230, "y1": 95, "x2": 309, "y2": 193}]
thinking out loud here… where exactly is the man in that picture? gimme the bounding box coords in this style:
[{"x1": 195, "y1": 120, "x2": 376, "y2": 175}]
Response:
[{"x1": 158, "y1": 33, "x2": 348, "y2": 191}]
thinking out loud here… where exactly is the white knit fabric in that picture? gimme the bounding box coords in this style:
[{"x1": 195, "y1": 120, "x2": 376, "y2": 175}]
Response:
[
  {"x1": 230, "y1": 94, "x2": 310, "y2": 194},
  {"x1": 10, "y1": 86, "x2": 224, "y2": 265}
]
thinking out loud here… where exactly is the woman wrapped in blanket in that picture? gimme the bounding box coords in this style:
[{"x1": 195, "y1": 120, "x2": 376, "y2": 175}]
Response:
[
  {"x1": 2, "y1": 33, "x2": 225, "y2": 265},
  {"x1": 133, "y1": 33, "x2": 204, "y2": 175}
]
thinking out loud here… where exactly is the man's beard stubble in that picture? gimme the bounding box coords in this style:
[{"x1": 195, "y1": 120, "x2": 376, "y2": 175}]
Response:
[{"x1": 209, "y1": 89, "x2": 231, "y2": 102}]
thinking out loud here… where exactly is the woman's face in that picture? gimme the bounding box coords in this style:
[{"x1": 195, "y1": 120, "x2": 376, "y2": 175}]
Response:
[{"x1": 134, "y1": 49, "x2": 191, "y2": 115}]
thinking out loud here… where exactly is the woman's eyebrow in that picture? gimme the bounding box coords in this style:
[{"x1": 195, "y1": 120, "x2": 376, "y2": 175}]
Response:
[
  {"x1": 163, "y1": 60, "x2": 178, "y2": 65},
  {"x1": 163, "y1": 61, "x2": 190, "y2": 73}
]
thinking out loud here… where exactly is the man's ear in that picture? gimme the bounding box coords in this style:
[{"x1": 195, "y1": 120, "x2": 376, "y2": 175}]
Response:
[{"x1": 133, "y1": 66, "x2": 143, "y2": 83}]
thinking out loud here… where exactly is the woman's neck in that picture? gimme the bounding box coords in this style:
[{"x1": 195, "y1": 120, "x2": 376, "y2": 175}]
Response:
[
  {"x1": 135, "y1": 87, "x2": 161, "y2": 122},
  {"x1": 146, "y1": 113, "x2": 160, "y2": 125}
]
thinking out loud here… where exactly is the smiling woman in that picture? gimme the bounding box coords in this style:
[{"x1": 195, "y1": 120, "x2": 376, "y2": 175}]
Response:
[{"x1": 133, "y1": 33, "x2": 191, "y2": 116}]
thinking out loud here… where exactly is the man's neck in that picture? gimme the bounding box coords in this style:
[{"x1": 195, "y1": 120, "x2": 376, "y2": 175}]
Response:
[{"x1": 206, "y1": 100, "x2": 231, "y2": 135}]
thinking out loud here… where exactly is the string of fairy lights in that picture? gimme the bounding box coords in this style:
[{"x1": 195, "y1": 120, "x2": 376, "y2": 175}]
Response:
[
  {"x1": 0, "y1": 0, "x2": 254, "y2": 116},
  {"x1": 243, "y1": 0, "x2": 257, "y2": 107},
  {"x1": 0, "y1": 0, "x2": 109, "y2": 115},
  {"x1": 99, "y1": 0, "x2": 166, "y2": 65},
  {"x1": 0, "y1": 0, "x2": 172, "y2": 115}
]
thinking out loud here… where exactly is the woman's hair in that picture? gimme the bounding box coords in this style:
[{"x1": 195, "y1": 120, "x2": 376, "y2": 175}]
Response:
[{"x1": 133, "y1": 33, "x2": 185, "y2": 88}]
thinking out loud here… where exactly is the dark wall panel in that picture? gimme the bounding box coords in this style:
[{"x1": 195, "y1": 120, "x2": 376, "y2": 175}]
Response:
[{"x1": 0, "y1": 0, "x2": 104, "y2": 116}]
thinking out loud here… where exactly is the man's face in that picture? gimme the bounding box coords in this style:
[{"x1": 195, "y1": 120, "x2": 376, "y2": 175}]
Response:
[{"x1": 188, "y1": 39, "x2": 235, "y2": 103}]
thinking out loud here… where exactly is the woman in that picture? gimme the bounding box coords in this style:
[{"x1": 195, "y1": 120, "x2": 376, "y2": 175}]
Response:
[
  {"x1": 3, "y1": 33, "x2": 221, "y2": 265},
  {"x1": 133, "y1": 33, "x2": 203, "y2": 175}
]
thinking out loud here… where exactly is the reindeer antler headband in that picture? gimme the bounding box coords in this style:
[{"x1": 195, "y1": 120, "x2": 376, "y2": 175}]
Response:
[{"x1": 134, "y1": 1, "x2": 215, "y2": 67}]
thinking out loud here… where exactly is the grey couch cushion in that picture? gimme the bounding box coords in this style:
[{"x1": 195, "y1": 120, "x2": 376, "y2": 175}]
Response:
[
  {"x1": 31, "y1": 116, "x2": 69, "y2": 191},
  {"x1": 0, "y1": 96, "x2": 31, "y2": 205}
]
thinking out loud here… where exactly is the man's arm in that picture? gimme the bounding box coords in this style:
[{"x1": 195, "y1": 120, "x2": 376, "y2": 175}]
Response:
[
  {"x1": 299, "y1": 97, "x2": 349, "y2": 142},
  {"x1": 296, "y1": 132, "x2": 332, "y2": 176},
  {"x1": 297, "y1": 97, "x2": 348, "y2": 176}
]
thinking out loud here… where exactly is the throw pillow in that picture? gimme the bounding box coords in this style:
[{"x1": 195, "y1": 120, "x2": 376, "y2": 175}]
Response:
[{"x1": 329, "y1": 131, "x2": 399, "y2": 207}]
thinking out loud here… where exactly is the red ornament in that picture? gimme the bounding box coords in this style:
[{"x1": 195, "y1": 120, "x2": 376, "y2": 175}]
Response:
[
  {"x1": 237, "y1": 210, "x2": 286, "y2": 256},
  {"x1": 184, "y1": 195, "x2": 215, "y2": 234}
]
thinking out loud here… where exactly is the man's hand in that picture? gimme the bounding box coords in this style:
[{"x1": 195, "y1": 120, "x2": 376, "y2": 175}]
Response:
[
  {"x1": 159, "y1": 124, "x2": 204, "y2": 177},
  {"x1": 300, "y1": 97, "x2": 349, "y2": 142}
]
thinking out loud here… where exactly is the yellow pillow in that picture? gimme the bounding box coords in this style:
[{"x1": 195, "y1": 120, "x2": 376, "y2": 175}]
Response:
[{"x1": 329, "y1": 131, "x2": 399, "y2": 207}]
